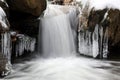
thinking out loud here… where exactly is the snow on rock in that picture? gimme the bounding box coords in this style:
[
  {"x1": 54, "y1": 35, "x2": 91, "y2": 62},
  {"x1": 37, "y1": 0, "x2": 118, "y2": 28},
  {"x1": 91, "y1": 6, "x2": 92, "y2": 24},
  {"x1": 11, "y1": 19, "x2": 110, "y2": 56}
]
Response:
[
  {"x1": 90, "y1": 0, "x2": 120, "y2": 10},
  {"x1": 0, "y1": 6, "x2": 9, "y2": 32},
  {"x1": 77, "y1": 0, "x2": 120, "y2": 10}
]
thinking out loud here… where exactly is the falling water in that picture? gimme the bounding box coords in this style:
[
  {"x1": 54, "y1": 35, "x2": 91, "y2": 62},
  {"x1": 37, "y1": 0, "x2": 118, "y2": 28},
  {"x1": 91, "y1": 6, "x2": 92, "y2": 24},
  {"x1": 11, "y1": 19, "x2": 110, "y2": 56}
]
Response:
[{"x1": 39, "y1": 5, "x2": 76, "y2": 58}]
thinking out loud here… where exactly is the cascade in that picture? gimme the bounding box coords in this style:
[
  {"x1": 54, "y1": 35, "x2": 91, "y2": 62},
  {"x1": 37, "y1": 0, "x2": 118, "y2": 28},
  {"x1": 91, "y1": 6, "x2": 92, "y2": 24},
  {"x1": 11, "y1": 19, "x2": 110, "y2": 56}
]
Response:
[{"x1": 39, "y1": 5, "x2": 77, "y2": 58}]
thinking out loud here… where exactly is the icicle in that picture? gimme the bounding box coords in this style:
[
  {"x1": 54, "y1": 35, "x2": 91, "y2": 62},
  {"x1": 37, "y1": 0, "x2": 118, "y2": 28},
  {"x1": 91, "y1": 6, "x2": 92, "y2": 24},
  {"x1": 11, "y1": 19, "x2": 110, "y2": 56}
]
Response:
[
  {"x1": 102, "y1": 27, "x2": 108, "y2": 58},
  {"x1": 15, "y1": 35, "x2": 36, "y2": 57},
  {"x1": 78, "y1": 30, "x2": 85, "y2": 55},
  {"x1": 92, "y1": 24, "x2": 99, "y2": 58},
  {"x1": 1, "y1": 32, "x2": 11, "y2": 61},
  {"x1": 78, "y1": 30, "x2": 93, "y2": 56},
  {"x1": 99, "y1": 26, "x2": 104, "y2": 58}
]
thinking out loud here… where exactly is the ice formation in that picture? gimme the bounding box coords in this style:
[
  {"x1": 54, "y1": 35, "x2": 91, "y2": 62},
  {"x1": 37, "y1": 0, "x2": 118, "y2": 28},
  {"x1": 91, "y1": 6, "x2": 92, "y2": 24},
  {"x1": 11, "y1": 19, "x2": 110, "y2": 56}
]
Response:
[
  {"x1": 77, "y1": 0, "x2": 110, "y2": 58},
  {"x1": 1, "y1": 32, "x2": 11, "y2": 60},
  {"x1": 78, "y1": 24, "x2": 108, "y2": 58},
  {"x1": 0, "y1": 6, "x2": 11, "y2": 60},
  {"x1": 15, "y1": 34, "x2": 36, "y2": 57}
]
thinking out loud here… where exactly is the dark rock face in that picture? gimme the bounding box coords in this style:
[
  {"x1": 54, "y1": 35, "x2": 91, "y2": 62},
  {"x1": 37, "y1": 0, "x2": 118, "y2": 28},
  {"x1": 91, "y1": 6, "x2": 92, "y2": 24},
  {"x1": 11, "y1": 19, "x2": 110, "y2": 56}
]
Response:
[
  {"x1": 79, "y1": 8, "x2": 120, "y2": 59},
  {"x1": 0, "y1": 54, "x2": 11, "y2": 77},
  {"x1": 6, "y1": 0, "x2": 47, "y2": 37},
  {"x1": 6, "y1": 0, "x2": 47, "y2": 16},
  {"x1": 107, "y1": 9, "x2": 120, "y2": 59},
  {"x1": 9, "y1": 15, "x2": 40, "y2": 38}
]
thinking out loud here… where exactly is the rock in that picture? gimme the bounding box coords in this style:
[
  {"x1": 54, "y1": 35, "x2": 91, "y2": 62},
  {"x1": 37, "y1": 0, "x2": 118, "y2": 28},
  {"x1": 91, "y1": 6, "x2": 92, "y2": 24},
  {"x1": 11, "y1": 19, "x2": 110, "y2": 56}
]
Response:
[
  {"x1": 107, "y1": 9, "x2": 120, "y2": 59},
  {"x1": 79, "y1": 7, "x2": 120, "y2": 59},
  {"x1": 6, "y1": 0, "x2": 46, "y2": 56},
  {"x1": 0, "y1": 54, "x2": 11, "y2": 77},
  {"x1": 63, "y1": 0, "x2": 73, "y2": 5},
  {"x1": 6, "y1": 0, "x2": 47, "y2": 16}
]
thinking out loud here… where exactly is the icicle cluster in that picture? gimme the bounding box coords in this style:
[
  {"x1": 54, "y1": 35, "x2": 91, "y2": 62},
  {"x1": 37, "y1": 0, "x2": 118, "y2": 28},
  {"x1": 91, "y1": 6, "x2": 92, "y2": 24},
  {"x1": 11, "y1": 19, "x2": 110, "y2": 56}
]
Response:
[
  {"x1": 78, "y1": 24, "x2": 108, "y2": 58},
  {"x1": 15, "y1": 34, "x2": 36, "y2": 57},
  {"x1": 1, "y1": 32, "x2": 11, "y2": 60}
]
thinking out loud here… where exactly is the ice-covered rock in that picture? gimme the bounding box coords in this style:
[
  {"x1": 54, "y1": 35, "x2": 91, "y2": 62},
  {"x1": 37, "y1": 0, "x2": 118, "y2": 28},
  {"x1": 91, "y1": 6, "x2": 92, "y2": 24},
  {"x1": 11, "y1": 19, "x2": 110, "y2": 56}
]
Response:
[
  {"x1": 78, "y1": 0, "x2": 120, "y2": 59},
  {"x1": 15, "y1": 34, "x2": 36, "y2": 57}
]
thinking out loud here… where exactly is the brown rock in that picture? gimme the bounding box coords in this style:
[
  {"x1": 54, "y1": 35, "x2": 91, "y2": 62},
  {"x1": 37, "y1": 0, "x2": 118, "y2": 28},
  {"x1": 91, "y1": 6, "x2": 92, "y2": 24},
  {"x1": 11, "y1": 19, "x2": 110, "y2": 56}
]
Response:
[
  {"x1": 6, "y1": 0, "x2": 47, "y2": 16},
  {"x1": 63, "y1": 0, "x2": 73, "y2": 5}
]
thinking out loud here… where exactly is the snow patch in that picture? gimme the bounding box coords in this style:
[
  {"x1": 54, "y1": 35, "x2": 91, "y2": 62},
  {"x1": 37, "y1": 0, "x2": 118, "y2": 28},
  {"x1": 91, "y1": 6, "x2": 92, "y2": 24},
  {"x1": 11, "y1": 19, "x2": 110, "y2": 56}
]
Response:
[
  {"x1": 78, "y1": 0, "x2": 120, "y2": 10},
  {"x1": 0, "y1": 7, "x2": 8, "y2": 29}
]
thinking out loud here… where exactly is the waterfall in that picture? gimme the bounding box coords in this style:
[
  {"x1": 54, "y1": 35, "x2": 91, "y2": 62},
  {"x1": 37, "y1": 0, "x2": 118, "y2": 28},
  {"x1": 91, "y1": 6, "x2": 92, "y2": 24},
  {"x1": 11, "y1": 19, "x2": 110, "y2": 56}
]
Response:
[{"x1": 39, "y1": 5, "x2": 76, "y2": 58}]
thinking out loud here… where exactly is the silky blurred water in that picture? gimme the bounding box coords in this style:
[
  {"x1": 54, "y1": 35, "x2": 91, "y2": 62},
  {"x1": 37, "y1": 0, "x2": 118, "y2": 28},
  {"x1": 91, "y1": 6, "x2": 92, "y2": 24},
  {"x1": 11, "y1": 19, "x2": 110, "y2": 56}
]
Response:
[{"x1": 4, "y1": 56, "x2": 120, "y2": 80}]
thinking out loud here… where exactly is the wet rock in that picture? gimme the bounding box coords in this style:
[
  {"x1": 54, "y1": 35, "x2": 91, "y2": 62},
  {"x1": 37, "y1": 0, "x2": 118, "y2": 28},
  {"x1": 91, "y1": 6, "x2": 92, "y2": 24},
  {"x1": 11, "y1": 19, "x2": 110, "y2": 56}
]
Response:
[
  {"x1": 107, "y1": 9, "x2": 120, "y2": 59},
  {"x1": 0, "y1": 54, "x2": 11, "y2": 77},
  {"x1": 6, "y1": 0, "x2": 47, "y2": 16}
]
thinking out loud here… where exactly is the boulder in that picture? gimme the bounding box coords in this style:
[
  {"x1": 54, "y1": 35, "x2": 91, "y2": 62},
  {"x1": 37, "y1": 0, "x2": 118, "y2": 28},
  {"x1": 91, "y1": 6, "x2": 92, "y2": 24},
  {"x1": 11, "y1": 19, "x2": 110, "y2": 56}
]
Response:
[{"x1": 6, "y1": 0, "x2": 47, "y2": 16}]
